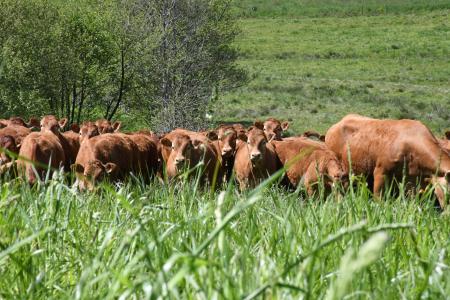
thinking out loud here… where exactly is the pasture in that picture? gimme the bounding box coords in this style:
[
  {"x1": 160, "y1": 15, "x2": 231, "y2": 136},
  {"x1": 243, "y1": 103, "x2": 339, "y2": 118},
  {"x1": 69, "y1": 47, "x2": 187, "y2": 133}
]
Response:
[{"x1": 1, "y1": 1, "x2": 450, "y2": 299}]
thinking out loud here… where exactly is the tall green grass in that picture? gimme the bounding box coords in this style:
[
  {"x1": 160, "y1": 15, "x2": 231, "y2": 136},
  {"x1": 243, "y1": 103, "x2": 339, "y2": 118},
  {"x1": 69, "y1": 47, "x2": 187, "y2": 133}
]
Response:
[{"x1": 0, "y1": 169, "x2": 449, "y2": 298}]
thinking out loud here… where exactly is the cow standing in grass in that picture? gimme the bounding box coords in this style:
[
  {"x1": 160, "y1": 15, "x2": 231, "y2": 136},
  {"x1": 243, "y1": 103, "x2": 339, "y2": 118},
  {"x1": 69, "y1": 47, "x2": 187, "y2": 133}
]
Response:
[
  {"x1": 234, "y1": 126, "x2": 281, "y2": 190},
  {"x1": 273, "y1": 137, "x2": 346, "y2": 195},
  {"x1": 160, "y1": 130, "x2": 222, "y2": 186},
  {"x1": 325, "y1": 114, "x2": 450, "y2": 208}
]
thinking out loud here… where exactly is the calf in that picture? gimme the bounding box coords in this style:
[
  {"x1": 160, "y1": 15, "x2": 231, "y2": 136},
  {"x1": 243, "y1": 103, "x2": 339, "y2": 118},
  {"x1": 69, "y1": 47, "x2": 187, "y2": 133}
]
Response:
[
  {"x1": 326, "y1": 114, "x2": 450, "y2": 208},
  {"x1": 273, "y1": 137, "x2": 346, "y2": 195},
  {"x1": 73, "y1": 132, "x2": 159, "y2": 190},
  {"x1": 233, "y1": 127, "x2": 281, "y2": 190},
  {"x1": 160, "y1": 133, "x2": 222, "y2": 186},
  {"x1": 17, "y1": 116, "x2": 77, "y2": 184},
  {"x1": 254, "y1": 118, "x2": 289, "y2": 141}
]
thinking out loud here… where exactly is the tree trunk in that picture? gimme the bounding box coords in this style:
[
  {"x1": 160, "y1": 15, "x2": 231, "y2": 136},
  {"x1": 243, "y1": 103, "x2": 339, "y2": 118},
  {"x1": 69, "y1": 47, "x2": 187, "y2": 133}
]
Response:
[{"x1": 107, "y1": 47, "x2": 126, "y2": 121}]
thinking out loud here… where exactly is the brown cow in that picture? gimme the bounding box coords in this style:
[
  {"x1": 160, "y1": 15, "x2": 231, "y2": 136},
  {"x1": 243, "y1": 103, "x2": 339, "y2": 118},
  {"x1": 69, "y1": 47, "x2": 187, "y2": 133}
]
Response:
[
  {"x1": 73, "y1": 132, "x2": 159, "y2": 190},
  {"x1": 95, "y1": 119, "x2": 121, "y2": 134},
  {"x1": 325, "y1": 114, "x2": 450, "y2": 208},
  {"x1": 17, "y1": 116, "x2": 76, "y2": 184},
  {"x1": 273, "y1": 137, "x2": 346, "y2": 195},
  {"x1": 0, "y1": 135, "x2": 18, "y2": 166},
  {"x1": 254, "y1": 118, "x2": 289, "y2": 141},
  {"x1": 211, "y1": 125, "x2": 248, "y2": 182},
  {"x1": 233, "y1": 127, "x2": 281, "y2": 190},
  {"x1": 160, "y1": 132, "x2": 222, "y2": 185},
  {"x1": 0, "y1": 117, "x2": 40, "y2": 129}
]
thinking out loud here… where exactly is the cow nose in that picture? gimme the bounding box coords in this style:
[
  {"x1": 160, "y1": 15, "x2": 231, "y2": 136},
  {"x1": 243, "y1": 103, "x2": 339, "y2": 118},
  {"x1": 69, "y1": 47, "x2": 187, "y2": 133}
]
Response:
[
  {"x1": 175, "y1": 157, "x2": 185, "y2": 165},
  {"x1": 251, "y1": 153, "x2": 261, "y2": 161},
  {"x1": 222, "y1": 147, "x2": 232, "y2": 156}
]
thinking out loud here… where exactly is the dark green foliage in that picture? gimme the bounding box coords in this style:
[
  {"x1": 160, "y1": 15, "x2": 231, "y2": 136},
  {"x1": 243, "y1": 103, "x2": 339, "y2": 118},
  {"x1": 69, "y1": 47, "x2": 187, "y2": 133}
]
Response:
[{"x1": 0, "y1": 0, "x2": 245, "y2": 130}]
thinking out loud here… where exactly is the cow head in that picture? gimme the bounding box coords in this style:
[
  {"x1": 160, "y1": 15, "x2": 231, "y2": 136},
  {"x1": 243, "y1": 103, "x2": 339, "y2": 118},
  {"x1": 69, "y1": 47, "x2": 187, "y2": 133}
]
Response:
[
  {"x1": 27, "y1": 117, "x2": 41, "y2": 130},
  {"x1": 8, "y1": 117, "x2": 27, "y2": 127},
  {"x1": 217, "y1": 126, "x2": 238, "y2": 158},
  {"x1": 0, "y1": 135, "x2": 18, "y2": 165},
  {"x1": 161, "y1": 134, "x2": 202, "y2": 170},
  {"x1": 40, "y1": 115, "x2": 68, "y2": 134},
  {"x1": 80, "y1": 122, "x2": 100, "y2": 143},
  {"x1": 244, "y1": 127, "x2": 269, "y2": 165},
  {"x1": 325, "y1": 157, "x2": 348, "y2": 189},
  {"x1": 69, "y1": 123, "x2": 80, "y2": 134},
  {"x1": 73, "y1": 160, "x2": 119, "y2": 191},
  {"x1": 255, "y1": 118, "x2": 289, "y2": 141},
  {"x1": 95, "y1": 119, "x2": 121, "y2": 134},
  {"x1": 161, "y1": 134, "x2": 208, "y2": 172}
]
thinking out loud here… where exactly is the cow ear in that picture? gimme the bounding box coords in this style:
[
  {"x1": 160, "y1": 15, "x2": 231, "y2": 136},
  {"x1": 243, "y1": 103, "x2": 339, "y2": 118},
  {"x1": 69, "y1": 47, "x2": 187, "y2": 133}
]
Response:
[
  {"x1": 0, "y1": 121, "x2": 6, "y2": 128},
  {"x1": 112, "y1": 121, "x2": 121, "y2": 132},
  {"x1": 445, "y1": 131, "x2": 450, "y2": 140},
  {"x1": 104, "y1": 162, "x2": 118, "y2": 175},
  {"x1": 281, "y1": 121, "x2": 289, "y2": 131},
  {"x1": 237, "y1": 132, "x2": 248, "y2": 142},
  {"x1": 71, "y1": 163, "x2": 84, "y2": 174},
  {"x1": 70, "y1": 123, "x2": 80, "y2": 133},
  {"x1": 59, "y1": 118, "x2": 68, "y2": 129},
  {"x1": 253, "y1": 121, "x2": 264, "y2": 130},
  {"x1": 206, "y1": 131, "x2": 218, "y2": 141},
  {"x1": 160, "y1": 138, "x2": 172, "y2": 148}
]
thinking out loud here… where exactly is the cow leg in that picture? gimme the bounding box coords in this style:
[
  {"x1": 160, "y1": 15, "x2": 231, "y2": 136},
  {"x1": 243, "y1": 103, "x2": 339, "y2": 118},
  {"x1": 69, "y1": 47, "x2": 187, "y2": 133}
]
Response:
[{"x1": 373, "y1": 166, "x2": 386, "y2": 200}]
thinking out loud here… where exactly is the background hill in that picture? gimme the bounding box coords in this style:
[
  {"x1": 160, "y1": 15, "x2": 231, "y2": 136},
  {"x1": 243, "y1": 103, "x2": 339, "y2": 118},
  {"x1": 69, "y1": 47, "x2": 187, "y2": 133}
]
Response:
[{"x1": 214, "y1": 0, "x2": 450, "y2": 135}]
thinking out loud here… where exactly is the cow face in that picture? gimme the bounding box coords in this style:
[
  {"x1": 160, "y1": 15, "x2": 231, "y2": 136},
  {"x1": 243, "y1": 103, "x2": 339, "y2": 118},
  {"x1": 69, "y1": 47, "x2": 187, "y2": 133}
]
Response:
[
  {"x1": 40, "y1": 115, "x2": 67, "y2": 134},
  {"x1": 162, "y1": 135, "x2": 198, "y2": 170},
  {"x1": 80, "y1": 122, "x2": 100, "y2": 143},
  {"x1": 217, "y1": 126, "x2": 237, "y2": 158},
  {"x1": 0, "y1": 135, "x2": 18, "y2": 165},
  {"x1": 95, "y1": 119, "x2": 121, "y2": 134},
  {"x1": 245, "y1": 127, "x2": 268, "y2": 165},
  {"x1": 255, "y1": 118, "x2": 289, "y2": 141},
  {"x1": 73, "y1": 161, "x2": 119, "y2": 191},
  {"x1": 325, "y1": 158, "x2": 348, "y2": 188}
]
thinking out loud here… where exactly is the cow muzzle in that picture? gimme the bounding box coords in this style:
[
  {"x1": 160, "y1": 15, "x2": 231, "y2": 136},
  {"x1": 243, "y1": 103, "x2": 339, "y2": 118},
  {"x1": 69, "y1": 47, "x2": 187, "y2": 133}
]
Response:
[
  {"x1": 175, "y1": 157, "x2": 186, "y2": 167},
  {"x1": 250, "y1": 152, "x2": 262, "y2": 162}
]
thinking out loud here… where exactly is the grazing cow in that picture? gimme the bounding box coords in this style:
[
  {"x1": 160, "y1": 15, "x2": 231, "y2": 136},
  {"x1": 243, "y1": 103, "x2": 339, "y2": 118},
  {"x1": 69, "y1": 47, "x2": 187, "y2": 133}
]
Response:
[
  {"x1": 233, "y1": 127, "x2": 281, "y2": 190},
  {"x1": 325, "y1": 114, "x2": 450, "y2": 208},
  {"x1": 73, "y1": 132, "x2": 159, "y2": 190},
  {"x1": 254, "y1": 118, "x2": 289, "y2": 141},
  {"x1": 160, "y1": 132, "x2": 222, "y2": 185},
  {"x1": 273, "y1": 137, "x2": 346, "y2": 195},
  {"x1": 17, "y1": 116, "x2": 77, "y2": 184},
  {"x1": 95, "y1": 119, "x2": 121, "y2": 134}
]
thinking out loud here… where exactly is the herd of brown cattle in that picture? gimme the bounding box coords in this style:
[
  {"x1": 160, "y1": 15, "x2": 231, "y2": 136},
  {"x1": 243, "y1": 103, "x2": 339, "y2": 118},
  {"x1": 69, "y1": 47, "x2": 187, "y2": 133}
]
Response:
[{"x1": 0, "y1": 114, "x2": 449, "y2": 207}]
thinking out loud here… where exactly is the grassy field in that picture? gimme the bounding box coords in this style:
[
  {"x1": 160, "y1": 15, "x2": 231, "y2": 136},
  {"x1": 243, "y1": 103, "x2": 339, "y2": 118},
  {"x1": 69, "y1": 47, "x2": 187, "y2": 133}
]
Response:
[
  {"x1": 1, "y1": 1, "x2": 450, "y2": 299},
  {"x1": 215, "y1": 4, "x2": 450, "y2": 135},
  {"x1": 0, "y1": 172, "x2": 449, "y2": 298}
]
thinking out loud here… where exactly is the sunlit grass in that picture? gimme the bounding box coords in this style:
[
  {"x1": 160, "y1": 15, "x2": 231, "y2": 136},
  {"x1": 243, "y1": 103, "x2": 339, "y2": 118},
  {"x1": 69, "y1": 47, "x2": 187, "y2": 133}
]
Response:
[{"x1": 0, "y1": 168, "x2": 449, "y2": 298}]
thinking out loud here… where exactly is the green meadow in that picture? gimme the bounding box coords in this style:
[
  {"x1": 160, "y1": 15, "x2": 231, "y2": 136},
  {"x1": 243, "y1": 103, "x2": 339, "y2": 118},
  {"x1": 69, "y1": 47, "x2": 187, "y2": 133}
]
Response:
[
  {"x1": 1, "y1": 1, "x2": 450, "y2": 299},
  {"x1": 216, "y1": 4, "x2": 450, "y2": 135}
]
